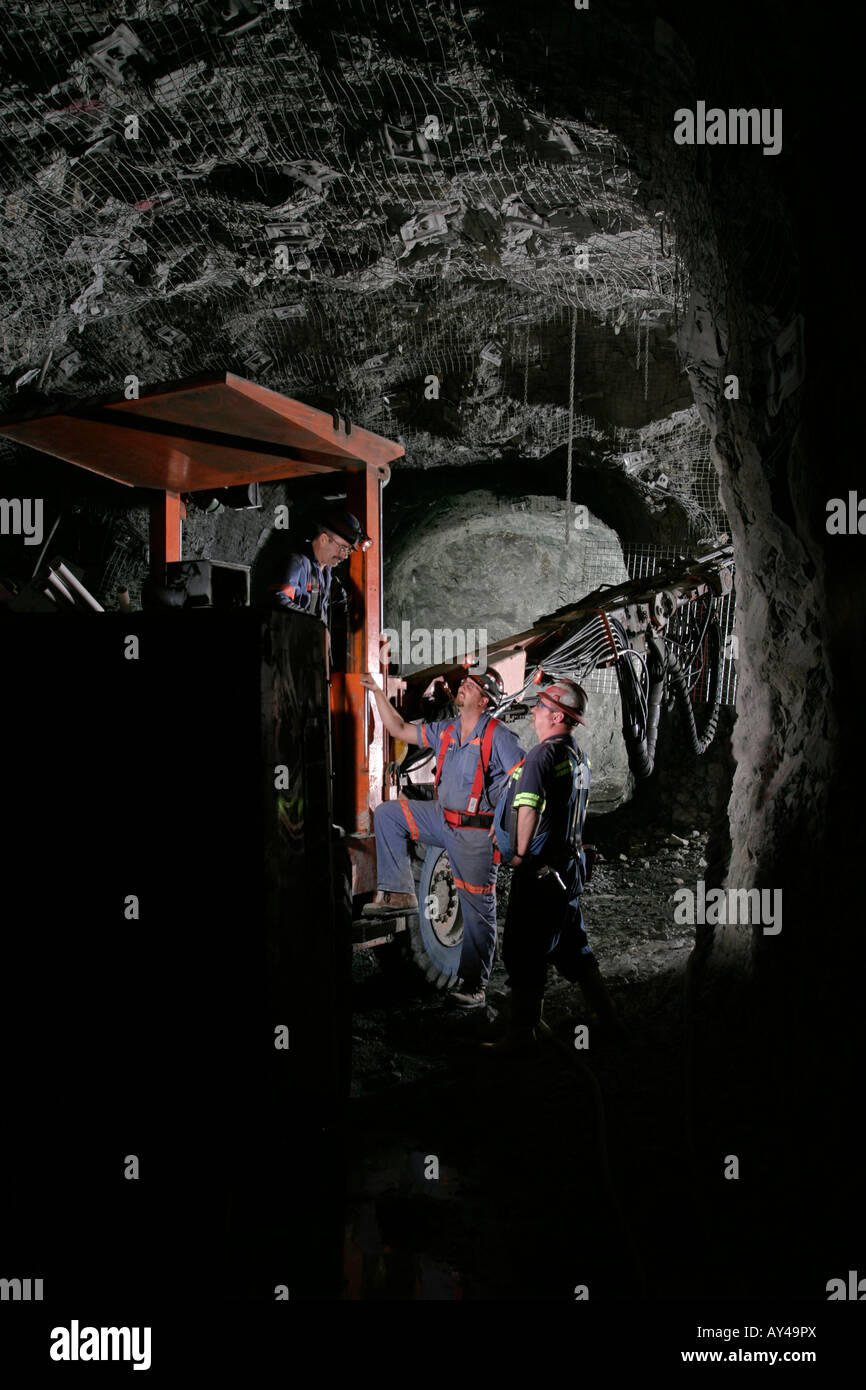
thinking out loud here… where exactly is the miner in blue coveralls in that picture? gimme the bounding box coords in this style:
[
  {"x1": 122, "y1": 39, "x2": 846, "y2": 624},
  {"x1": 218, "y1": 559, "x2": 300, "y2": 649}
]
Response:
[
  {"x1": 487, "y1": 677, "x2": 620, "y2": 1048},
  {"x1": 272, "y1": 508, "x2": 369, "y2": 628},
  {"x1": 359, "y1": 667, "x2": 526, "y2": 1008}
]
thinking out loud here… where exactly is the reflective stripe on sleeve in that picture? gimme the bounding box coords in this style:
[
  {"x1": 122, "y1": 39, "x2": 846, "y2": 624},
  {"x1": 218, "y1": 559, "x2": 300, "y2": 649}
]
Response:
[
  {"x1": 453, "y1": 877, "x2": 495, "y2": 896},
  {"x1": 399, "y1": 798, "x2": 420, "y2": 841},
  {"x1": 513, "y1": 791, "x2": 542, "y2": 808}
]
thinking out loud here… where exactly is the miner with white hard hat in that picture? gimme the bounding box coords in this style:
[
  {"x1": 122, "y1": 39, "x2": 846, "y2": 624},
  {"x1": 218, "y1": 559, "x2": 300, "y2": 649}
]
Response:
[{"x1": 488, "y1": 677, "x2": 620, "y2": 1048}]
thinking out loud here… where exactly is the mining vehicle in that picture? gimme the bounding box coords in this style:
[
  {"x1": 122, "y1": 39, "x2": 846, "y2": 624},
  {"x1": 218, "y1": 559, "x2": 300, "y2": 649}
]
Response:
[
  {"x1": 355, "y1": 543, "x2": 733, "y2": 988},
  {"x1": 1, "y1": 373, "x2": 734, "y2": 998},
  {"x1": 0, "y1": 374, "x2": 731, "y2": 1298},
  {"x1": 0, "y1": 372, "x2": 733, "y2": 1301},
  {"x1": 0, "y1": 373, "x2": 405, "y2": 1298}
]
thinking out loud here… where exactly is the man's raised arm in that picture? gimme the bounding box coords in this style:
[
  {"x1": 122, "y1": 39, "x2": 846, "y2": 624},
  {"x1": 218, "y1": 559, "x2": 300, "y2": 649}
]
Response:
[{"x1": 359, "y1": 672, "x2": 421, "y2": 745}]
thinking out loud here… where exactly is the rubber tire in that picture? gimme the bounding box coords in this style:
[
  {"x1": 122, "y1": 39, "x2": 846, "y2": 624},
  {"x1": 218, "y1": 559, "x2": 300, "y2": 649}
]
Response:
[{"x1": 409, "y1": 844, "x2": 464, "y2": 989}]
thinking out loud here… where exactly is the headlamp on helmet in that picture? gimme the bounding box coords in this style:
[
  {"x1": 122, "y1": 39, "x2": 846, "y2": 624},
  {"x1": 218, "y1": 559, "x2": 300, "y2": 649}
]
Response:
[
  {"x1": 318, "y1": 509, "x2": 371, "y2": 552},
  {"x1": 465, "y1": 666, "x2": 505, "y2": 710}
]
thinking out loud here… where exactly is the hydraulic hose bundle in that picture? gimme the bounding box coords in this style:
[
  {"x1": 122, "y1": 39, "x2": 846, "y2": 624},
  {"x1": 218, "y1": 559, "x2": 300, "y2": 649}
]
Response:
[
  {"x1": 497, "y1": 590, "x2": 726, "y2": 781},
  {"x1": 618, "y1": 632, "x2": 666, "y2": 780},
  {"x1": 618, "y1": 600, "x2": 723, "y2": 776},
  {"x1": 666, "y1": 614, "x2": 723, "y2": 756}
]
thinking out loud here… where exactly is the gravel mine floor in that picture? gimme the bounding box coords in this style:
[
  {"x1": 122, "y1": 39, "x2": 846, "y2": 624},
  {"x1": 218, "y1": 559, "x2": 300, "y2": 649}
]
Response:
[
  {"x1": 349, "y1": 828, "x2": 706, "y2": 1093},
  {"x1": 343, "y1": 828, "x2": 712, "y2": 1300}
]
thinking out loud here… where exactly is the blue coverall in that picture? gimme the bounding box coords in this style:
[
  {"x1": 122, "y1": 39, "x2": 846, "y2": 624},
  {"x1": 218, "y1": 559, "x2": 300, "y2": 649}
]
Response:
[
  {"x1": 273, "y1": 549, "x2": 333, "y2": 622},
  {"x1": 373, "y1": 713, "x2": 525, "y2": 989},
  {"x1": 494, "y1": 732, "x2": 596, "y2": 992}
]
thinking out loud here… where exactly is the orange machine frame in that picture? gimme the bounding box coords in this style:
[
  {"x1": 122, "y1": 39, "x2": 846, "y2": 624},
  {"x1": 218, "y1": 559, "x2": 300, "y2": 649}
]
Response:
[{"x1": 0, "y1": 373, "x2": 404, "y2": 859}]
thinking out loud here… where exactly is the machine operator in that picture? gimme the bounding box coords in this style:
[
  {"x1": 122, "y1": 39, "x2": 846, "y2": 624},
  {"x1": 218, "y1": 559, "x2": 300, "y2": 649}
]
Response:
[{"x1": 272, "y1": 508, "x2": 369, "y2": 637}]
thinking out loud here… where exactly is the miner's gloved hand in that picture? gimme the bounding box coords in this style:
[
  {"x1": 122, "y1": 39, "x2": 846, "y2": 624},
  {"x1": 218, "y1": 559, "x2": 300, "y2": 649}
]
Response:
[{"x1": 583, "y1": 845, "x2": 598, "y2": 882}]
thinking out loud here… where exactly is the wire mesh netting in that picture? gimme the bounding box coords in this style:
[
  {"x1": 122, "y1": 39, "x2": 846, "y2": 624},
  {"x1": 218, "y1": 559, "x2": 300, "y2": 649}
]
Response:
[
  {"x1": 0, "y1": 0, "x2": 739, "y2": 619},
  {"x1": 0, "y1": 3, "x2": 696, "y2": 437}
]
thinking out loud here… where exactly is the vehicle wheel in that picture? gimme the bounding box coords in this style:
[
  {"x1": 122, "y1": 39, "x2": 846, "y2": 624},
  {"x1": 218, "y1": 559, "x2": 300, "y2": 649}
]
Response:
[{"x1": 409, "y1": 844, "x2": 463, "y2": 988}]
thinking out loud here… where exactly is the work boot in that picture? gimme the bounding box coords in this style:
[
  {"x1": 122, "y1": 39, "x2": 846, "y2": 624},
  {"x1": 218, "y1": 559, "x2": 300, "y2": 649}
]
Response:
[
  {"x1": 445, "y1": 982, "x2": 487, "y2": 1009},
  {"x1": 361, "y1": 889, "x2": 418, "y2": 916},
  {"x1": 481, "y1": 991, "x2": 552, "y2": 1049},
  {"x1": 577, "y1": 962, "x2": 627, "y2": 1039}
]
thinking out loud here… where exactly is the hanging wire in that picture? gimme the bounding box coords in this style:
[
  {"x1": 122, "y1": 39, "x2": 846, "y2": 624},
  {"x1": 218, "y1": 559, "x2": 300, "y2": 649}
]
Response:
[
  {"x1": 522, "y1": 325, "x2": 530, "y2": 446},
  {"x1": 564, "y1": 304, "x2": 577, "y2": 546}
]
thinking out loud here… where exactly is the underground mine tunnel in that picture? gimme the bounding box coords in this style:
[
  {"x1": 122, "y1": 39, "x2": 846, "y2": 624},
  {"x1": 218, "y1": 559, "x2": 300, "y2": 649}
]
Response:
[{"x1": 0, "y1": 0, "x2": 861, "y2": 1339}]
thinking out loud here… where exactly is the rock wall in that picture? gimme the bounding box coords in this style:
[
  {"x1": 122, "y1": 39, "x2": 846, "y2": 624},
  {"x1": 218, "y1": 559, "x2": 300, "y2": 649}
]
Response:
[
  {"x1": 631, "y1": 4, "x2": 863, "y2": 1291},
  {"x1": 384, "y1": 488, "x2": 633, "y2": 810},
  {"x1": 590, "y1": 706, "x2": 736, "y2": 855}
]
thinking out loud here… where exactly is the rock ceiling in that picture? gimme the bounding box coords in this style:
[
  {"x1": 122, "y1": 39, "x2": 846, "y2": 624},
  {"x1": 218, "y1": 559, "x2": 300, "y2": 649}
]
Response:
[{"x1": 0, "y1": 1, "x2": 728, "y2": 537}]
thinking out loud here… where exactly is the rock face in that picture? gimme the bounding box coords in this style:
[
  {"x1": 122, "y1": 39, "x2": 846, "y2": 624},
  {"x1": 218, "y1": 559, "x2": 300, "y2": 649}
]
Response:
[
  {"x1": 0, "y1": 0, "x2": 704, "y2": 523},
  {"x1": 384, "y1": 489, "x2": 632, "y2": 810}
]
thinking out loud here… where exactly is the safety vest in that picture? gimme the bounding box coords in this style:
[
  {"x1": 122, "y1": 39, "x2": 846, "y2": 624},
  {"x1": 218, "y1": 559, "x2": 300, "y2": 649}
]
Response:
[
  {"x1": 562, "y1": 744, "x2": 591, "y2": 854},
  {"x1": 505, "y1": 742, "x2": 590, "y2": 861},
  {"x1": 434, "y1": 716, "x2": 499, "y2": 816}
]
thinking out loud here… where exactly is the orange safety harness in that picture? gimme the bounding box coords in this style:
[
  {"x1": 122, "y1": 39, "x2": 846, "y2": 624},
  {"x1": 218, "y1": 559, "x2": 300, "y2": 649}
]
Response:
[{"x1": 434, "y1": 717, "x2": 498, "y2": 827}]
